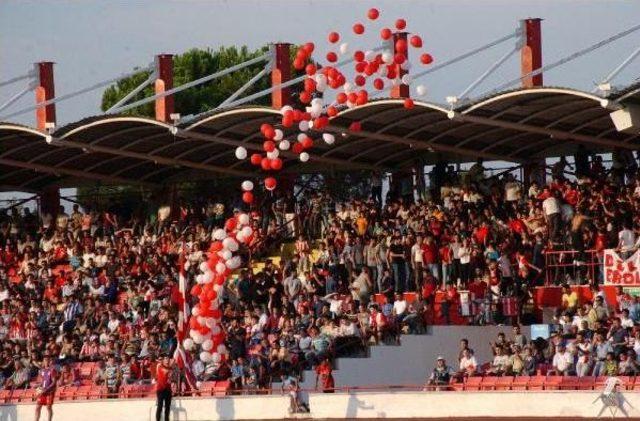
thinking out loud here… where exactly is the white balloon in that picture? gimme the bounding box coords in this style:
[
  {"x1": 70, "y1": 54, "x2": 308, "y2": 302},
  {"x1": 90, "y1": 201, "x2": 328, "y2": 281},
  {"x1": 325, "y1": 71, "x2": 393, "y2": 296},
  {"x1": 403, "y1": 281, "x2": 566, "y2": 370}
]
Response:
[
  {"x1": 323, "y1": 133, "x2": 335, "y2": 145},
  {"x1": 382, "y1": 51, "x2": 394, "y2": 64},
  {"x1": 299, "y1": 152, "x2": 310, "y2": 162},
  {"x1": 297, "y1": 133, "x2": 307, "y2": 143},
  {"x1": 236, "y1": 232, "x2": 246, "y2": 243},
  {"x1": 226, "y1": 256, "x2": 241, "y2": 269},
  {"x1": 193, "y1": 332, "x2": 204, "y2": 344},
  {"x1": 279, "y1": 139, "x2": 290, "y2": 150},
  {"x1": 200, "y1": 351, "x2": 212, "y2": 363},
  {"x1": 211, "y1": 352, "x2": 221, "y2": 363},
  {"x1": 346, "y1": 101, "x2": 356, "y2": 109},
  {"x1": 202, "y1": 272, "x2": 213, "y2": 284},
  {"x1": 202, "y1": 339, "x2": 213, "y2": 351},
  {"x1": 238, "y1": 213, "x2": 250, "y2": 225},
  {"x1": 416, "y1": 84, "x2": 427, "y2": 96},
  {"x1": 339, "y1": 42, "x2": 349, "y2": 55},
  {"x1": 343, "y1": 82, "x2": 353, "y2": 93},
  {"x1": 183, "y1": 338, "x2": 194, "y2": 351},
  {"x1": 308, "y1": 119, "x2": 315, "y2": 129},
  {"x1": 273, "y1": 129, "x2": 283, "y2": 141},
  {"x1": 197, "y1": 316, "x2": 206, "y2": 326},
  {"x1": 267, "y1": 149, "x2": 279, "y2": 159},
  {"x1": 241, "y1": 226, "x2": 253, "y2": 237},
  {"x1": 205, "y1": 318, "x2": 217, "y2": 328},
  {"x1": 311, "y1": 98, "x2": 323, "y2": 107},
  {"x1": 217, "y1": 344, "x2": 227, "y2": 355},
  {"x1": 215, "y1": 262, "x2": 226, "y2": 274},
  {"x1": 191, "y1": 307, "x2": 200, "y2": 317},
  {"x1": 213, "y1": 229, "x2": 227, "y2": 241},
  {"x1": 241, "y1": 180, "x2": 254, "y2": 191},
  {"x1": 401, "y1": 74, "x2": 413, "y2": 85},
  {"x1": 199, "y1": 262, "x2": 209, "y2": 273},
  {"x1": 212, "y1": 325, "x2": 221, "y2": 335},
  {"x1": 218, "y1": 249, "x2": 232, "y2": 261},
  {"x1": 222, "y1": 237, "x2": 238, "y2": 252},
  {"x1": 298, "y1": 120, "x2": 309, "y2": 132},
  {"x1": 401, "y1": 60, "x2": 412, "y2": 71},
  {"x1": 234, "y1": 146, "x2": 247, "y2": 160},
  {"x1": 280, "y1": 105, "x2": 293, "y2": 114},
  {"x1": 364, "y1": 50, "x2": 375, "y2": 61},
  {"x1": 315, "y1": 74, "x2": 327, "y2": 92}
]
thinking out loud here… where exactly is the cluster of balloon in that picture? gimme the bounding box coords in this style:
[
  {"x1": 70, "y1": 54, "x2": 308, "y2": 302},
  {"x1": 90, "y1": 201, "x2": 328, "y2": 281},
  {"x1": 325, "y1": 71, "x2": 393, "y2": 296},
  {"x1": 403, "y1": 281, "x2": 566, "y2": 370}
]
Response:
[
  {"x1": 234, "y1": 7, "x2": 434, "y2": 196},
  {"x1": 182, "y1": 213, "x2": 254, "y2": 365}
]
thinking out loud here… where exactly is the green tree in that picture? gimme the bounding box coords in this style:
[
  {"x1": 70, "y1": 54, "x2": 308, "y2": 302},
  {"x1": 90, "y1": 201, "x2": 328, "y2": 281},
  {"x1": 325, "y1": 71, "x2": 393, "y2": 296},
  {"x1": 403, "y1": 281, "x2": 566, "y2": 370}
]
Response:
[{"x1": 101, "y1": 45, "x2": 307, "y2": 117}]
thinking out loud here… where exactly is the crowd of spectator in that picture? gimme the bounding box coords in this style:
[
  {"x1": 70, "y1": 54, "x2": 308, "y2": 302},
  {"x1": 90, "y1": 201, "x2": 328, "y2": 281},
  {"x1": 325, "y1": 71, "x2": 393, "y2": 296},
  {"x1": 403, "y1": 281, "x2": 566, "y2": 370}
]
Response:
[{"x1": 1, "y1": 148, "x2": 640, "y2": 396}]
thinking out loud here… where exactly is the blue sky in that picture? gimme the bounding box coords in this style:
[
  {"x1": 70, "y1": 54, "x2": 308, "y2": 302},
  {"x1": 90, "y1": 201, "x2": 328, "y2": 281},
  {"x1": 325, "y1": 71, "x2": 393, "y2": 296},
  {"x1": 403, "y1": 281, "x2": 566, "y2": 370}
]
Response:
[{"x1": 1, "y1": 0, "x2": 640, "y2": 127}]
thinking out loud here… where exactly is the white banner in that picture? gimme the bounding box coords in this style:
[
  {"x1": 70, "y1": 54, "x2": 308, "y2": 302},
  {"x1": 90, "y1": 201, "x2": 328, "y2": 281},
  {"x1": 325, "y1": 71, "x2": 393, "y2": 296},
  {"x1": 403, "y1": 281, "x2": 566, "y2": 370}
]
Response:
[{"x1": 603, "y1": 249, "x2": 640, "y2": 285}]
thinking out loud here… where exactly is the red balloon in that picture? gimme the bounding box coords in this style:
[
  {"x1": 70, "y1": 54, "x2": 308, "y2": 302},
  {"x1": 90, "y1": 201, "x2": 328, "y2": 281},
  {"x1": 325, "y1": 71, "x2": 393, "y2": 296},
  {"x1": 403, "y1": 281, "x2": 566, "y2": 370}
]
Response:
[
  {"x1": 250, "y1": 153, "x2": 262, "y2": 166},
  {"x1": 395, "y1": 18, "x2": 407, "y2": 30},
  {"x1": 190, "y1": 284, "x2": 202, "y2": 297},
  {"x1": 271, "y1": 158, "x2": 283, "y2": 170},
  {"x1": 282, "y1": 116, "x2": 293, "y2": 127},
  {"x1": 355, "y1": 61, "x2": 367, "y2": 73},
  {"x1": 304, "y1": 78, "x2": 316, "y2": 93},
  {"x1": 349, "y1": 121, "x2": 362, "y2": 132},
  {"x1": 420, "y1": 53, "x2": 434, "y2": 65},
  {"x1": 364, "y1": 63, "x2": 376, "y2": 76},
  {"x1": 264, "y1": 177, "x2": 277, "y2": 191},
  {"x1": 260, "y1": 123, "x2": 271, "y2": 135},
  {"x1": 263, "y1": 140, "x2": 275, "y2": 152},
  {"x1": 214, "y1": 274, "x2": 226, "y2": 285},
  {"x1": 303, "y1": 42, "x2": 315, "y2": 55},
  {"x1": 394, "y1": 53, "x2": 406, "y2": 65},
  {"x1": 353, "y1": 50, "x2": 365, "y2": 62},
  {"x1": 336, "y1": 92, "x2": 347, "y2": 104},
  {"x1": 293, "y1": 57, "x2": 305, "y2": 70},
  {"x1": 260, "y1": 157, "x2": 271, "y2": 171},
  {"x1": 315, "y1": 116, "x2": 329, "y2": 128},
  {"x1": 410, "y1": 35, "x2": 423, "y2": 48},
  {"x1": 404, "y1": 98, "x2": 415, "y2": 109},
  {"x1": 292, "y1": 142, "x2": 304, "y2": 154},
  {"x1": 293, "y1": 109, "x2": 303, "y2": 121},
  {"x1": 209, "y1": 242, "x2": 223, "y2": 253},
  {"x1": 380, "y1": 28, "x2": 392, "y2": 40},
  {"x1": 326, "y1": 52, "x2": 338, "y2": 63},
  {"x1": 296, "y1": 49, "x2": 308, "y2": 61},
  {"x1": 395, "y1": 38, "x2": 408, "y2": 53},
  {"x1": 301, "y1": 137, "x2": 313, "y2": 149},
  {"x1": 328, "y1": 32, "x2": 340, "y2": 43},
  {"x1": 242, "y1": 191, "x2": 254, "y2": 204},
  {"x1": 353, "y1": 23, "x2": 365, "y2": 35},
  {"x1": 354, "y1": 75, "x2": 366, "y2": 87},
  {"x1": 386, "y1": 66, "x2": 397, "y2": 79},
  {"x1": 263, "y1": 125, "x2": 275, "y2": 139},
  {"x1": 299, "y1": 91, "x2": 312, "y2": 104},
  {"x1": 224, "y1": 217, "x2": 237, "y2": 231},
  {"x1": 327, "y1": 106, "x2": 338, "y2": 117},
  {"x1": 367, "y1": 8, "x2": 380, "y2": 20},
  {"x1": 373, "y1": 78, "x2": 384, "y2": 90},
  {"x1": 347, "y1": 92, "x2": 358, "y2": 104},
  {"x1": 305, "y1": 63, "x2": 317, "y2": 76}
]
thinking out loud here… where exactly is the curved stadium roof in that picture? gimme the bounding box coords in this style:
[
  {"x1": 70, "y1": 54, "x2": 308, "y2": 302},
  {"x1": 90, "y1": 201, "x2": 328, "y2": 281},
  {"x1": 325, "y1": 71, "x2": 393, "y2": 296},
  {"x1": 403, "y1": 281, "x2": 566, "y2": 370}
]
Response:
[{"x1": 1, "y1": 85, "x2": 639, "y2": 191}]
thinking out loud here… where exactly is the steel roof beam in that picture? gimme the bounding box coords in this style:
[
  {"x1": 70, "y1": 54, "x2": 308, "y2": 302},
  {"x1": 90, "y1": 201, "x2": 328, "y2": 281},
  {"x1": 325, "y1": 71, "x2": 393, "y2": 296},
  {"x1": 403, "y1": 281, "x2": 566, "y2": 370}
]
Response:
[{"x1": 451, "y1": 112, "x2": 639, "y2": 150}]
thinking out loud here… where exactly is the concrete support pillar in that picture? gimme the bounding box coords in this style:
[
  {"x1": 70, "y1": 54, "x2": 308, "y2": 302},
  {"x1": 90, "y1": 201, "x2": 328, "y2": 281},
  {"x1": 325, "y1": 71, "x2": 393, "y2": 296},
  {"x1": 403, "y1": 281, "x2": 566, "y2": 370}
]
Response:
[
  {"x1": 155, "y1": 54, "x2": 174, "y2": 122},
  {"x1": 390, "y1": 32, "x2": 410, "y2": 98},
  {"x1": 520, "y1": 18, "x2": 543, "y2": 88},
  {"x1": 271, "y1": 43, "x2": 291, "y2": 109},
  {"x1": 35, "y1": 62, "x2": 56, "y2": 131}
]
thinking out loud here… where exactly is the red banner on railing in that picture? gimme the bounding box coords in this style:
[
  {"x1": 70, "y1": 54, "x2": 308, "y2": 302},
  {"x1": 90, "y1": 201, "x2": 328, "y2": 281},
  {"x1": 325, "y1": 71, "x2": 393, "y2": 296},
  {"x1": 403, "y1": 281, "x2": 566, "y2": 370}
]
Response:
[{"x1": 604, "y1": 249, "x2": 640, "y2": 285}]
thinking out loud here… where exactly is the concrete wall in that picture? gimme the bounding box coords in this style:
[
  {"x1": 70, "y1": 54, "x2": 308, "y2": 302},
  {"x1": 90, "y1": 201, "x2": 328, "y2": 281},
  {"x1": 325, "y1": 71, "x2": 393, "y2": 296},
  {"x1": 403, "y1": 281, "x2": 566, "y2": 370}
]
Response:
[
  {"x1": 3, "y1": 390, "x2": 639, "y2": 420},
  {"x1": 301, "y1": 326, "x2": 531, "y2": 388}
]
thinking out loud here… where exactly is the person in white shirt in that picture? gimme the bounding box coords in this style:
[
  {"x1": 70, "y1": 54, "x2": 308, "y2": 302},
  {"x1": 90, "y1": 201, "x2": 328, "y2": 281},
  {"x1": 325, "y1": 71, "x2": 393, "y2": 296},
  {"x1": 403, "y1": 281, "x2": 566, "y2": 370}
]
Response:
[
  {"x1": 392, "y1": 293, "x2": 408, "y2": 321},
  {"x1": 618, "y1": 222, "x2": 636, "y2": 258},
  {"x1": 542, "y1": 190, "x2": 562, "y2": 243},
  {"x1": 458, "y1": 348, "x2": 478, "y2": 377},
  {"x1": 552, "y1": 344, "x2": 574, "y2": 375},
  {"x1": 504, "y1": 175, "x2": 521, "y2": 202}
]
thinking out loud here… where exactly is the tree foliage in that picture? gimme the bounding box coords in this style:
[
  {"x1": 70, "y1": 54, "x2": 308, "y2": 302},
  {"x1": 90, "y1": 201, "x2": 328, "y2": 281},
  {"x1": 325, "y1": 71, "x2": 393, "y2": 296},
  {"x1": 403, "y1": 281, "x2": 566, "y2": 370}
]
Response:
[{"x1": 101, "y1": 45, "x2": 305, "y2": 118}]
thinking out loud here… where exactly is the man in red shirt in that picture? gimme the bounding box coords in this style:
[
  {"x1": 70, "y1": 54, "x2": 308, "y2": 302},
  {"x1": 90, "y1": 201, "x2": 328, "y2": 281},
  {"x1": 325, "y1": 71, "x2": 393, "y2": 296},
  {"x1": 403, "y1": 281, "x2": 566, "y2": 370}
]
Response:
[
  {"x1": 422, "y1": 236, "x2": 439, "y2": 282},
  {"x1": 155, "y1": 355, "x2": 174, "y2": 421}
]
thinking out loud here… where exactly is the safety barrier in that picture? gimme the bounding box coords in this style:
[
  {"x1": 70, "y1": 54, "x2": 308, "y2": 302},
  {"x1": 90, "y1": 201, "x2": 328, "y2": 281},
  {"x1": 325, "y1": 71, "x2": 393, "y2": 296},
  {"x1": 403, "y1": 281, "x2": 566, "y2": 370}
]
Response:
[{"x1": 544, "y1": 248, "x2": 599, "y2": 285}]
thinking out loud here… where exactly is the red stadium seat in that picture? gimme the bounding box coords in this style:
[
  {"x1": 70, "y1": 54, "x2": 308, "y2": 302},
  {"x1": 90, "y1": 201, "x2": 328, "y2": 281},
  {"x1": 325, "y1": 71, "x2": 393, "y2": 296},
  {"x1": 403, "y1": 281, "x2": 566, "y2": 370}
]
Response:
[
  {"x1": 559, "y1": 376, "x2": 594, "y2": 390},
  {"x1": 543, "y1": 375, "x2": 563, "y2": 390},
  {"x1": 494, "y1": 376, "x2": 514, "y2": 390},
  {"x1": 213, "y1": 381, "x2": 230, "y2": 396},
  {"x1": 479, "y1": 376, "x2": 497, "y2": 391},
  {"x1": 75, "y1": 385, "x2": 92, "y2": 400},
  {"x1": 0, "y1": 389, "x2": 11, "y2": 403},
  {"x1": 528, "y1": 375, "x2": 546, "y2": 390},
  {"x1": 463, "y1": 376, "x2": 484, "y2": 391},
  {"x1": 511, "y1": 375, "x2": 530, "y2": 390},
  {"x1": 449, "y1": 377, "x2": 464, "y2": 391},
  {"x1": 198, "y1": 381, "x2": 216, "y2": 396},
  {"x1": 79, "y1": 362, "x2": 95, "y2": 378}
]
